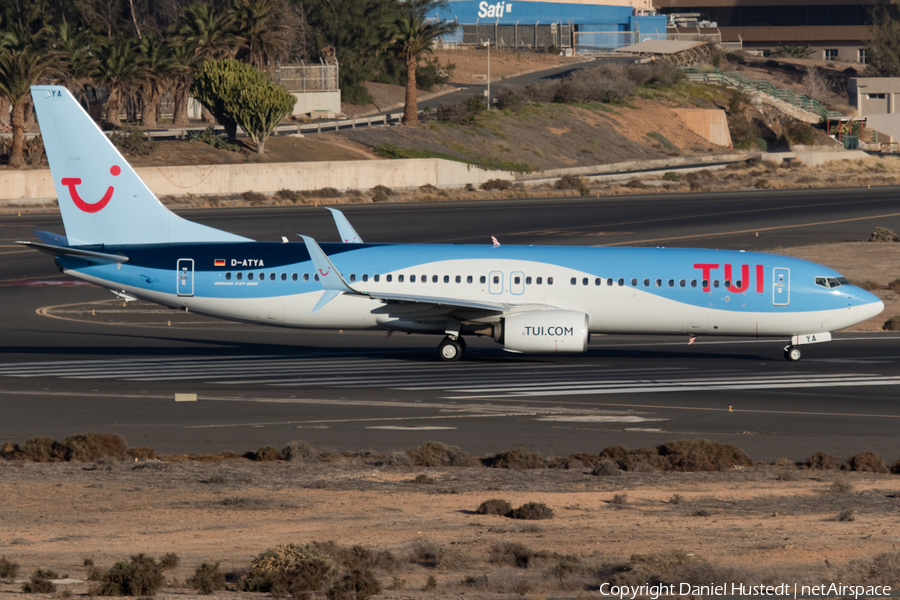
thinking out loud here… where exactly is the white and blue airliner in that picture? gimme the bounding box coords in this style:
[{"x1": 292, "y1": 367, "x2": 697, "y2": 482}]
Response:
[{"x1": 20, "y1": 85, "x2": 884, "y2": 361}]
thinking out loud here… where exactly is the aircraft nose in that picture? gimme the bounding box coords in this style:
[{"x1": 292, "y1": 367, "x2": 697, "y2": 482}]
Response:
[{"x1": 858, "y1": 298, "x2": 885, "y2": 322}]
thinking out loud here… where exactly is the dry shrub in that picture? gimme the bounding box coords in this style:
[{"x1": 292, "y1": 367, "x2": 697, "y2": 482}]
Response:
[
  {"x1": 93, "y1": 554, "x2": 165, "y2": 596},
  {"x1": 600, "y1": 439, "x2": 752, "y2": 472},
  {"x1": 20, "y1": 436, "x2": 66, "y2": 461},
  {"x1": 829, "y1": 479, "x2": 855, "y2": 494},
  {"x1": 489, "y1": 542, "x2": 545, "y2": 568},
  {"x1": 600, "y1": 445, "x2": 667, "y2": 471},
  {"x1": 509, "y1": 502, "x2": 553, "y2": 520},
  {"x1": 884, "y1": 316, "x2": 900, "y2": 331},
  {"x1": 243, "y1": 544, "x2": 335, "y2": 595},
  {"x1": 306, "y1": 187, "x2": 342, "y2": 198},
  {"x1": 0, "y1": 557, "x2": 19, "y2": 580},
  {"x1": 315, "y1": 543, "x2": 402, "y2": 574},
  {"x1": 22, "y1": 570, "x2": 57, "y2": 594},
  {"x1": 406, "y1": 441, "x2": 475, "y2": 467},
  {"x1": 869, "y1": 227, "x2": 899, "y2": 242},
  {"x1": 838, "y1": 552, "x2": 900, "y2": 585},
  {"x1": 128, "y1": 446, "x2": 157, "y2": 460},
  {"x1": 412, "y1": 474, "x2": 434, "y2": 485},
  {"x1": 892, "y1": 458, "x2": 900, "y2": 475},
  {"x1": 476, "y1": 499, "x2": 512, "y2": 516},
  {"x1": 188, "y1": 562, "x2": 225, "y2": 595},
  {"x1": 847, "y1": 451, "x2": 889, "y2": 473},
  {"x1": 548, "y1": 453, "x2": 597, "y2": 469},
  {"x1": 481, "y1": 178, "x2": 513, "y2": 191},
  {"x1": 592, "y1": 459, "x2": 622, "y2": 476},
  {"x1": 63, "y1": 433, "x2": 128, "y2": 461},
  {"x1": 326, "y1": 568, "x2": 381, "y2": 600},
  {"x1": 407, "y1": 539, "x2": 473, "y2": 570},
  {"x1": 253, "y1": 446, "x2": 280, "y2": 461},
  {"x1": 889, "y1": 278, "x2": 900, "y2": 292},
  {"x1": 274, "y1": 189, "x2": 302, "y2": 204},
  {"x1": 836, "y1": 509, "x2": 856, "y2": 522},
  {"x1": 806, "y1": 451, "x2": 841, "y2": 470},
  {"x1": 609, "y1": 550, "x2": 748, "y2": 588},
  {"x1": 610, "y1": 493, "x2": 628, "y2": 506},
  {"x1": 483, "y1": 447, "x2": 546, "y2": 469},
  {"x1": 281, "y1": 440, "x2": 318, "y2": 462}
]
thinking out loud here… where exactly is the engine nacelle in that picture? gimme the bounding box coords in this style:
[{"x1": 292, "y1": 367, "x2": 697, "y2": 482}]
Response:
[{"x1": 499, "y1": 310, "x2": 589, "y2": 354}]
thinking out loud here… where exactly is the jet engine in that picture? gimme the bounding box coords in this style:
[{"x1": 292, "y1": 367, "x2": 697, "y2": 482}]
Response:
[{"x1": 496, "y1": 310, "x2": 589, "y2": 353}]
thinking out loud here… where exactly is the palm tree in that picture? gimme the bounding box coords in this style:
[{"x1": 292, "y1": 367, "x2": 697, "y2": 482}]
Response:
[
  {"x1": 380, "y1": 15, "x2": 456, "y2": 126},
  {"x1": 232, "y1": 0, "x2": 290, "y2": 72},
  {"x1": 90, "y1": 38, "x2": 140, "y2": 127},
  {"x1": 174, "y1": 2, "x2": 238, "y2": 61},
  {"x1": 137, "y1": 34, "x2": 183, "y2": 128},
  {"x1": 50, "y1": 22, "x2": 96, "y2": 104},
  {"x1": 0, "y1": 27, "x2": 62, "y2": 168},
  {"x1": 168, "y1": 42, "x2": 200, "y2": 126}
]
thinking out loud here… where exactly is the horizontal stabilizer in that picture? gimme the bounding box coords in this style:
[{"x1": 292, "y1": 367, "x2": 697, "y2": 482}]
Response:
[{"x1": 16, "y1": 240, "x2": 128, "y2": 264}]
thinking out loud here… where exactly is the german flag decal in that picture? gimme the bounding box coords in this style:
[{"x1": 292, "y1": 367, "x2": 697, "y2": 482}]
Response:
[{"x1": 214, "y1": 259, "x2": 226, "y2": 267}]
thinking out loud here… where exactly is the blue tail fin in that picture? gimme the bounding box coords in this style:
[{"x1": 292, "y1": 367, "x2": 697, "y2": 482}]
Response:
[{"x1": 31, "y1": 85, "x2": 250, "y2": 246}]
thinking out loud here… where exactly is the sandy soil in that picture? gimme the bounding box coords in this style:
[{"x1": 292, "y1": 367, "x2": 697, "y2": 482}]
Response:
[{"x1": 0, "y1": 460, "x2": 897, "y2": 600}]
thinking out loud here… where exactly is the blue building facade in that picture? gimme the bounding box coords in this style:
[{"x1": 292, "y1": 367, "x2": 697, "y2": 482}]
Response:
[{"x1": 433, "y1": 1, "x2": 667, "y2": 47}]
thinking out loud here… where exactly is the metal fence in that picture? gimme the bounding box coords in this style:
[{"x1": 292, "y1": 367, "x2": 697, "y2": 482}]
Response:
[
  {"x1": 271, "y1": 61, "x2": 339, "y2": 93},
  {"x1": 461, "y1": 23, "x2": 573, "y2": 48}
]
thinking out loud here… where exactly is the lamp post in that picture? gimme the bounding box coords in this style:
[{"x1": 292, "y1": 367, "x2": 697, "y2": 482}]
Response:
[{"x1": 484, "y1": 39, "x2": 490, "y2": 109}]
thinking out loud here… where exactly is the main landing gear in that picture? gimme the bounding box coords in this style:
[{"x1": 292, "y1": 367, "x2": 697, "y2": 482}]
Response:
[
  {"x1": 438, "y1": 336, "x2": 466, "y2": 362},
  {"x1": 783, "y1": 345, "x2": 802, "y2": 362}
]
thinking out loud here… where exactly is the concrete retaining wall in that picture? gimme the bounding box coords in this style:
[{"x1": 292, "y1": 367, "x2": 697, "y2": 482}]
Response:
[
  {"x1": 672, "y1": 109, "x2": 733, "y2": 148},
  {"x1": 0, "y1": 158, "x2": 513, "y2": 203},
  {"x1": 759, "y1": 150, "x2": 868, "y2": 167},
  {"x1": 291, "y1": 91, "x2": 342, "y2": 117}
]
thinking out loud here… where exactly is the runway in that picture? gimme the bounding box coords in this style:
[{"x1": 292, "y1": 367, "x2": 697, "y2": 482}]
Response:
[{"x1": 2, "y1": 188, "x2": 900, "y2": 461}]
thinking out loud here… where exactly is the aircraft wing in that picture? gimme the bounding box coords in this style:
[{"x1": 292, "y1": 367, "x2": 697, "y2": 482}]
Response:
[{"x1": 364, "y1": 290, "x2": 508, "y2": 313}]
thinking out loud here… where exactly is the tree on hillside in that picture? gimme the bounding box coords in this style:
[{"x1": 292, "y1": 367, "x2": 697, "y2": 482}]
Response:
[
  {"x1": 867, "y1": 5, "x2": 900, "y2": 77},
  {"x1": 90, "y1": 38, "x2": 140, "y2": 126},
  {"x1": 190, "y1": 58, "x2": 295, "y2": 153},
  {"x1": 380, "y1": 13, "x2": 457, "y2": 126},
  {"x1": 232, "y1": 0, "x2": 291, "y2": 72},
  {"x1": 0, "y1": 27, "x2": 63, "y2": 168},
  {"x1": 137, "y1": 34, "x2": 185, "y2": 127}
]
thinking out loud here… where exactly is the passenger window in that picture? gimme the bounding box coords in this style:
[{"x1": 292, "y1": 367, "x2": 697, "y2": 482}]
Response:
[
  {"x1": 617, "y1": 278, "x2": 624, "y2": 286},
  {"x1": 655, "y1": 279, "x2": 661, "y2": 287},
  {"x1": 399, "y1": 275, "x2": 405, "y2": 282},
  {"x1": 571, "y1": 277, "x2": 577, "y2": 285},
  {"x1": 735, "y1": 280, "x2": 742, "y2": 288},
  {"x1": 668, "y1": 279, "x2": 674, "y2": 287},
  {"x1": 702, "y1": 279, "x2": 708, "y2": 288},
  {"x1": 281, "y1": 273, "x2": 286, "y2": 281},
  {"x1": 387, "y1": 274, "x2": 392, "y2": 282},
  {"x1": 374, "y1": 274, "x2": 380, "y2": 282},
  {"x1": 582, "y1": 278, "x2": 588, "y2": 286},
  {"x1": 248, "y1": 273, "x2": 254, "y2": 280},
  {"x1": 515, "y1": 276, "x2": 521, "y2": 284},
  {"x1": 467, "y1": 276, "x2": 473, "y2": 283},
  {"x1": 643, "y1": 279, "x2": 649, "y2": 287},
  {"x1": 225, "y1": 272, "x2": 231, "y2": 280},
  {"x1": 362, "y1": 274, "x2": 368, "y2": 282},
  {"x1": 314, "y1": 274, "x2": 319, "y2": 281},
  {"x1": 536, "y1": 277, "x2": 542, "y2": 285},
  {"x1": 679, "y1": 279, "x2": 685, "y2": 287},
  {"x1": 713, "y1": 280, "x2": 719, "y2": 288},
  {"x1": 691, "y1": 279, "x2": 697, "y2": 287},
  {"x1": 456, "y1": 275, "x2": 461, "y2": 283},
  {"x1": 236, "y1": 272, "x2": 242, "y2": 280},
  {"x1": 548, "y1": 277, "x2": 554, "y2": 285},
  {"x1": 443, "y1": 275, "x2": 449, "y2": 283},
  {"x1": 594, "y1": 278, "x2": 601, "y2": 286},
  {"x1": 302, "y1": 273, "x2": 308, "y2": 281},
  {"x1": 493, "y1": 275, "x2": 500, "y2": 284},
  {"x1": 422, "y1": 275, "x2": 427, "y2": 283},
  {"x1": 724, "y1": 280, "x2": 731, "y2": 288},
  {"x1": 480, "y1": 276, "x2": 486, "y2": 284},
  {"x1": 527, "y1": 277, "x2": 533, "y2": 285},
  {"x1": 631, "y1": 278, "x2": 637, "y2": 286},
  {"x1": 607, "y1": 278, "x2": 613, "y2": 286},
  {"x1": 270, "y1": 273, "x2": 276, "y2": 281},
  {"x1": 410, "y1": 275, "x2": 415, "y2": 282},
  {"x1": 349, "y1": 274, "x2": 356, "y2": 282}
]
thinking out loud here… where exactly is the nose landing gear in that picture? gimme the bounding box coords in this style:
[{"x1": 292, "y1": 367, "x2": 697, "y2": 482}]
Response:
[{"x1": 783, "y1": 345, "x2": 801, "y2": 361}]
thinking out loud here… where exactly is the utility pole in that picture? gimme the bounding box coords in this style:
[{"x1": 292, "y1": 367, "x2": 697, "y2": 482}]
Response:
[{"x1": 484, "y1": 39, "x2": 491, "y2": 109}]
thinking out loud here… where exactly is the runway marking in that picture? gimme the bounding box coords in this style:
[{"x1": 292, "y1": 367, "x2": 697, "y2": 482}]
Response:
[{"x1": 0, "y1": 356, "x2": 898, "y2": 400}]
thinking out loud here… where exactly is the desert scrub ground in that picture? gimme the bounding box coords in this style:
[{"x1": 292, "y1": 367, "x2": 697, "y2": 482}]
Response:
[{"x1": 1, "y1": 438, "x2": 900, "y2": 600}]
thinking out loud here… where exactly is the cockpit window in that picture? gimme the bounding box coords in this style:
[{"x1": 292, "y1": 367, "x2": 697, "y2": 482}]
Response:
[{"x1": 815, "y1": 276, "x2": 849, "y2": 289}]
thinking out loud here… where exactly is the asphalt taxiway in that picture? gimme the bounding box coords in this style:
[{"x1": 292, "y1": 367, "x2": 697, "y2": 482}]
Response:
[{"x1": 2, "y1": 188, "x2": 900, "y2": 460}]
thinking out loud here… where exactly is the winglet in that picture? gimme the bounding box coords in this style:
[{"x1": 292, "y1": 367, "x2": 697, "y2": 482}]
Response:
[
  {"x1": 326, "y1": 208, "x2": 364, "y2": 243},
  {"x1": 299, "y1": 235, "x2": 357, "y2": 294}
]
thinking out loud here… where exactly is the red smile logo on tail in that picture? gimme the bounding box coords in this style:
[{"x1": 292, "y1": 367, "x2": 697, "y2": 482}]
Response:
[{"x1": 62, "y1": 165, "x2": 120, "y2": 213}]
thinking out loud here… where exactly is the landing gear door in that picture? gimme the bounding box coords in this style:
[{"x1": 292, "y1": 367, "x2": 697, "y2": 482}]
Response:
[
  {"x1": 177, "y1": 258, "x2": 194, "y2": 297},
  {"x1": 773, "y1": 267, "x2": 789, "y2": 306}
]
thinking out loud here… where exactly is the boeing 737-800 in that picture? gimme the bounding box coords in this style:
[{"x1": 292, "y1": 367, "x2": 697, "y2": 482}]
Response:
[{"x1": 19, "y1": 85, "x2": 884, "y2": 361}]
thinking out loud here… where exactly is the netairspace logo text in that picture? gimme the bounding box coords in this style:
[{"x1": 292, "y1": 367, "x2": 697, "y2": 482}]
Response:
[{"x1": 597, "y1": 583, "x2": 892, "y2": 599}]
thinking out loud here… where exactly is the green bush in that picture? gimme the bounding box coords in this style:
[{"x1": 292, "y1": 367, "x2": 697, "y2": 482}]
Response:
[
  {"x1": 93, "y1": 554, "x2": 165, "y2": 596},
  {"x1": 243, "y1": 543, "x2": 335, "y2": 595},
  {"x1": 188, "y1": 126, "x2": 241, "y2": 152},
  {"x1": 110, "y1": 125, "x2": 156, "y2": 157},
  {"x1": 662, "y1": 171, "x2": 680, "y2": 182},
  {"x1": 783, "y1": 121, "x2": 817, "y2": 146},
  {"x1": 188, "y1": 562, "x2": 225, "y2": 595}
]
